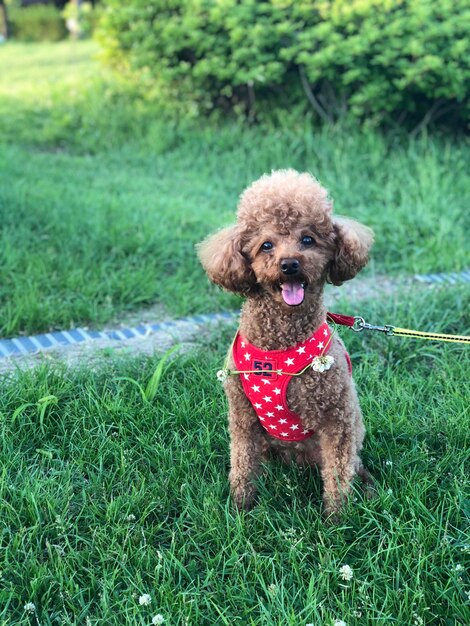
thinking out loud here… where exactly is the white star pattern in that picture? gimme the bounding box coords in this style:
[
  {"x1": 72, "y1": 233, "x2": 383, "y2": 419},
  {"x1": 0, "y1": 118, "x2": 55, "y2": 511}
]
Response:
[{"x1": 233, "y1": 329, "x2": 328, "y2": 442}]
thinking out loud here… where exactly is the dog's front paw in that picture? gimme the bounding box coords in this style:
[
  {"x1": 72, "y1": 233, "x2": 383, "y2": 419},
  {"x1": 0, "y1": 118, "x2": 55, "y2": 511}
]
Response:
[
  {"x1": 230, "y1": 478, "x2": 257, "y2": 512},
  {"x1": 232, "y1": 488, "x2": 257, "y2": 512},
  {"x1": 322, "y1": 499, "x2": 344, "y2": 524}
]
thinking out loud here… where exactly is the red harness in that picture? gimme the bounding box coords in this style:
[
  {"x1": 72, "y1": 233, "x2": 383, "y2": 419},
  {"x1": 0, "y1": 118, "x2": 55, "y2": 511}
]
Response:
[{"x1": 232, "y1": 322, "x2": 351, "y2": 442}]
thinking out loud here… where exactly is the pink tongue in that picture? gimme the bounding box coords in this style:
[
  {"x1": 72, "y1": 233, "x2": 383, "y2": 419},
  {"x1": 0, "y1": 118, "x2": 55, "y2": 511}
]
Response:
[{"x1": 281, "y1": 281, "x2": 305, "y2": 306}]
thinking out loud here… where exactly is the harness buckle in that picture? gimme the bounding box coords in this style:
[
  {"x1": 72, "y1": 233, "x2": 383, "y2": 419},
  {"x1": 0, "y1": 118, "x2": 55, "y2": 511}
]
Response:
[{"x1": 352, "y1": 317, "x2": 395, "y2": 336}]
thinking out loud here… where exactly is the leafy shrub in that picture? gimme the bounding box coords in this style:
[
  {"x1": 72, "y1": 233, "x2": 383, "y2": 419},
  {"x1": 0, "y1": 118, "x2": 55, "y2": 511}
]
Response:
[
  {"x1": 295, "y1": 0, "x2": 470, "y2": 130},
  {"x1": 97, "y1": 0, "x2": 295, "y2": 118},
  {"x1": 10, "y1": 4, "x2": 67, "y2": 42},
  {"x1": 98, "y1": 0, "x2": 470, "y2": 130}
]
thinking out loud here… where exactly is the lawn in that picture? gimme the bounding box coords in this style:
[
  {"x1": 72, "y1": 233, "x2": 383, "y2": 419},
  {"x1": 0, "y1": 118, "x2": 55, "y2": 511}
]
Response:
[
  {"x1": 0, "y1": 287, "x2": 469, "y2": 625},
  {"x1": 0, "y1": 42, "x2": 469, "y2": 337},
  {"x1": 0, "y1": 41, "x2": 469, "y2": 626}
]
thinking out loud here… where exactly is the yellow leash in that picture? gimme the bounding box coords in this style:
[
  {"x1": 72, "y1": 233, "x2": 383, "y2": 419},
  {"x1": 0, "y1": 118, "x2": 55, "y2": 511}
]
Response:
[
  {"x1": 390, "y1": 327, "x2": 470, "y2": 344},
  {"x1": 351, "y1": 316, "x2": 470, "y2": 344}
]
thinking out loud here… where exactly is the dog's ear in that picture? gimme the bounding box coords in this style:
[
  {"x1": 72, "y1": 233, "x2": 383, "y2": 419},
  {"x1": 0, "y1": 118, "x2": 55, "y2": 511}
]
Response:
[
  {"x1": 197, "y1": 225, "x2": 256, "y2": 294},
  {"x1": 327, "y1": 218, "x2": 374, "y2": 286}
]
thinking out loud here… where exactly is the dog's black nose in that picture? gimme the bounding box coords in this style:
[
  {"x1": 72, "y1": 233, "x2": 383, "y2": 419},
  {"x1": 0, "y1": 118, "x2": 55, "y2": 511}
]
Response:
[{"x1": 280, "y1": 258, "x2": 300, "y2": 275}]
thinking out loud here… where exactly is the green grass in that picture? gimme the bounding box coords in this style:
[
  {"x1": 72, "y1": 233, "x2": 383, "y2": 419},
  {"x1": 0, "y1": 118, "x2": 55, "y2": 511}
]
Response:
[
  {"x1": 0, "y1": 287, "x2": 469, "y2": 625},
  {"x1": 0, "y1": 39, "x2": 469, "y2": 626},
  {"x1": 0, "y1": 42, "x2": 469, "y2": 337}
]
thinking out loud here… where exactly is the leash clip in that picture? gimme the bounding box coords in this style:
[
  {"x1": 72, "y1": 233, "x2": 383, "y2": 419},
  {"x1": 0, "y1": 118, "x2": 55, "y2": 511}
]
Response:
[{"x1": 352, "y1": 317, "x2": 395, "y2": 336}]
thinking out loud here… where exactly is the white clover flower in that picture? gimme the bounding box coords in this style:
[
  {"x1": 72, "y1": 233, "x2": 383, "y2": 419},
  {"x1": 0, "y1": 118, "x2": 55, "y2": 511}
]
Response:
[
  {"x1": 311, "y1": 355, "x2": 334, "y2": 373},
  {"x1": 334, "y1": 620, "x2": 347, "y2": 626},
  {"x1": 139, "y1": 594, "x2": 152, "y2": 606},
  {"x1": 216, "y1": 369, "x2": 229, "y2": 383},
  {"x1": 453, "y1": 564, "x2": 464, "y2": 572},
  {"x1": 152, "y1": 615, "x2": 165, "y2": 625},
  {"x1": 339, "y1": 564, "x2": 354, "y2": 581},
  {"x1": 127, "y1": 514, "x2": 136, "y2": 522},
  {"x1": 24, "y1": 602, "x2": 36, "y2": 613}
]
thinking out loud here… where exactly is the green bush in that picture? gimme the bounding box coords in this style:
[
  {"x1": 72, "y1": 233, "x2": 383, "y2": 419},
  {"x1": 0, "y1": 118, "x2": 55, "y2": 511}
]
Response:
[
  {"x1": 10, "y1": 4, "x2": 67, "y2": 42},
  {"x1": 98, "y1": 0, "x2": 470, "y2": 129},
  {"x1": 295, "y1": 0, "x2": 470, "y2": 129}
]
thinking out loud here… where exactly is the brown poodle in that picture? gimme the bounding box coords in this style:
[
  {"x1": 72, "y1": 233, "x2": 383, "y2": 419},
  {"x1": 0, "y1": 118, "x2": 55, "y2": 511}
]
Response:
[{"x1": 198, "y1": 169, "x2": 374, "y2": 518}]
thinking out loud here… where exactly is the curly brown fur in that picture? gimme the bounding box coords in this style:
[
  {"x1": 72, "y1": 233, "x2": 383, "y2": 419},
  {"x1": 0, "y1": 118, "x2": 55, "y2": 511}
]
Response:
[{"x1": 198, "y1": 169, "x2": 374, "y2": 518}]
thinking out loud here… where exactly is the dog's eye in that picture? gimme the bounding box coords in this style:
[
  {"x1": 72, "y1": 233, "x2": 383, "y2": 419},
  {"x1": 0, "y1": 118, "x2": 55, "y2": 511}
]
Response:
[
  {"x1": 261, "y1": 241, "x2": 274, "y2": 252},
  {"x1": 301, "y1": 235, "x2": 315, "y2": 247}
]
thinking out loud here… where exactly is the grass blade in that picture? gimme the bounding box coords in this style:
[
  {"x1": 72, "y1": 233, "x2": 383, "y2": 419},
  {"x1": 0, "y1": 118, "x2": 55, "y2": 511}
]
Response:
[
  {"x1": 114, "y1": 377, "x2": 147, "y2": 403},
  {"x1": 37, "y1": 394, "x2": 58, "y2": 433},
  {"x1": 144, "y1": 345, "x2": 180, "y2": 403}
]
